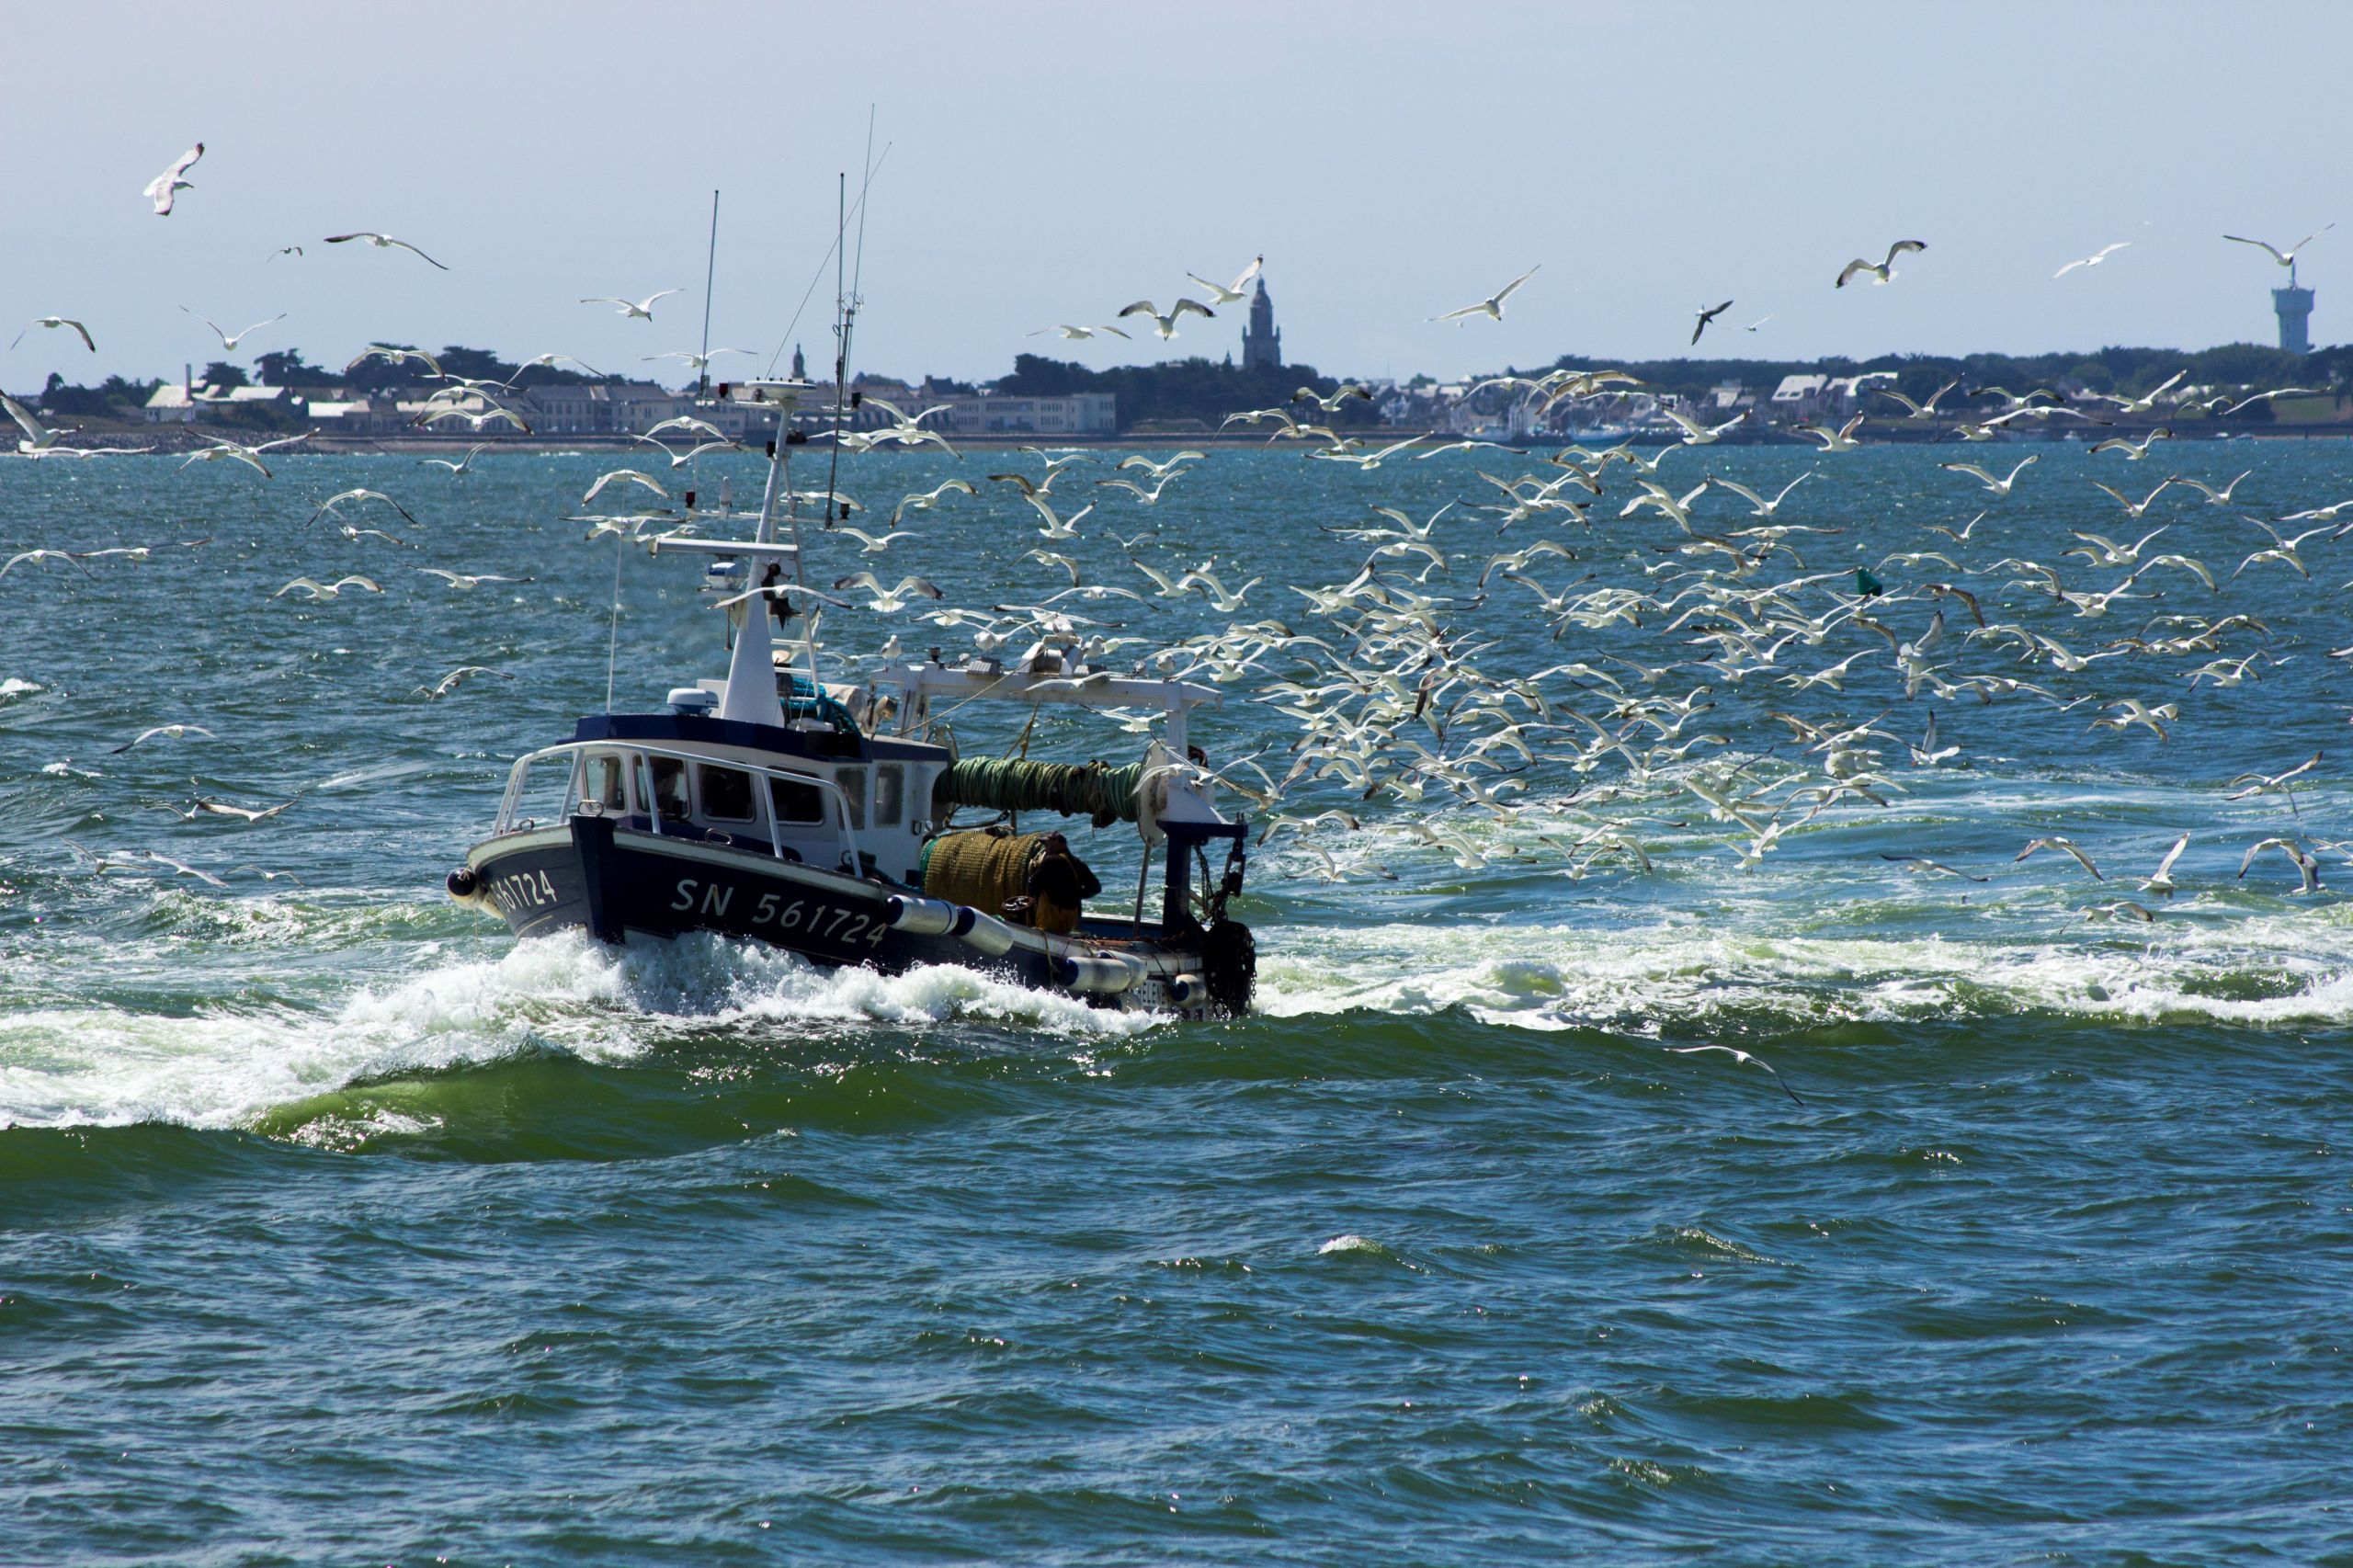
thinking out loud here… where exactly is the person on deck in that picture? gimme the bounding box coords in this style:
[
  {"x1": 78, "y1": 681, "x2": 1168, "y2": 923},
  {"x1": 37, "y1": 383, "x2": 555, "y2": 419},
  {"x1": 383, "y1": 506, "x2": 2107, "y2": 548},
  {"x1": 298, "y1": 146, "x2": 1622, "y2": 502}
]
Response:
[{"x1": 1027, "y1": 833, "x2": 1101, "y2": 935}]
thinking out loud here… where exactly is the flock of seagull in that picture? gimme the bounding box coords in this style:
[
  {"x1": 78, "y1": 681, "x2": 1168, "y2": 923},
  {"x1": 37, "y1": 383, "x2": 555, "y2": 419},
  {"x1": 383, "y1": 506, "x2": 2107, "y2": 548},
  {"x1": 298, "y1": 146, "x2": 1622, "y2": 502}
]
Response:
[{"x1": 8, "y1": 145, "x2": 2351, "y2": 1019}]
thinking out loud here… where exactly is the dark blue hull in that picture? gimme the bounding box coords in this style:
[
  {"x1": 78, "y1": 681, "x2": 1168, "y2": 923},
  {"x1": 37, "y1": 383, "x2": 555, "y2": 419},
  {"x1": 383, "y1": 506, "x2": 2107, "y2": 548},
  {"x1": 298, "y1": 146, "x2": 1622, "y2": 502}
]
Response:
[{"x1": 460, "y1": 815, "x2": 1223, "y2": 1013}]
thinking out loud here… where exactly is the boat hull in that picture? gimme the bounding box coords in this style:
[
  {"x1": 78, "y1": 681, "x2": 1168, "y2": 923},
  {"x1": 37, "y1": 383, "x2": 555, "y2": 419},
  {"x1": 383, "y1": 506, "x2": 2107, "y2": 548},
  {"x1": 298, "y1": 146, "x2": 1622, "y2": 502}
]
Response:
[{"x1": 460, "y1": 814, "x2": 1230, "y2": 1016}]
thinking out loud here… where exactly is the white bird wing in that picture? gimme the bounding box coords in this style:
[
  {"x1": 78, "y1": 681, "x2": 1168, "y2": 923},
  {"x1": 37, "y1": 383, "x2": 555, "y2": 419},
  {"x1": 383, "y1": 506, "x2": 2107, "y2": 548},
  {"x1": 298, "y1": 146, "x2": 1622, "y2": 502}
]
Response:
[
  {"x1": 2222, "y1": 233, "x2": 2292, "y2": 266},
  {"x1": 1171, "y1": 298, "x2": 1215, "y2": 321},
  {"x1": 1491, "y1": 264, "x2": 1540, "y2": 305},
  {"x1": 3, "y1": 392, "x2": 51, "y2": 444},
  {"x1": 144, "y1": 142, "x2": 201, "y2": 212}
]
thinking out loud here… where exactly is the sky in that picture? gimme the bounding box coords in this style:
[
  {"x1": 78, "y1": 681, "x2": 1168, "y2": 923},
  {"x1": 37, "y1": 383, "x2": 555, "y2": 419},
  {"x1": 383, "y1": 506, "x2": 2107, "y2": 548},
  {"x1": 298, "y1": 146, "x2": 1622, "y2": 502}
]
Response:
[{"x1": 5, "y1": 2, "x2": 2348, "y2": 392}]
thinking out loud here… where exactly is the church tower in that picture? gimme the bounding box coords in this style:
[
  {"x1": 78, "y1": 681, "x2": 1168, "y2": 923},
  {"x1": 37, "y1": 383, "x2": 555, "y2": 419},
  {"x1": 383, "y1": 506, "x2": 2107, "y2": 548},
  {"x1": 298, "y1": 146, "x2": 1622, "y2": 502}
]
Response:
[
  {"x1": 1241, "y1": 278, "x2": 1280, "y2": 370},
  {"x1": 791, "y1": 343, "x2": 807, "y2": 380}
]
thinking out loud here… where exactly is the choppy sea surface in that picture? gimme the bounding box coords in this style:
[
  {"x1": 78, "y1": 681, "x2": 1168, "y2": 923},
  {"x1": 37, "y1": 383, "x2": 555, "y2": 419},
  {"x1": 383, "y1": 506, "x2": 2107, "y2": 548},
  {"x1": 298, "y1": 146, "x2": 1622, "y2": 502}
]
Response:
[{"x1": 4, "y1": 437, "x2": 2350, "y2": 1565}]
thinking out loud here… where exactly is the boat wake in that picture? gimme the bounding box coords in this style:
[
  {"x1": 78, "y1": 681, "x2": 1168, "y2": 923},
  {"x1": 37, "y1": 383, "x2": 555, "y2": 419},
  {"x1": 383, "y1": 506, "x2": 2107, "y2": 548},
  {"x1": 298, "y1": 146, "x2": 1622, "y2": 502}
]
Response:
[
  {"x1": 0, "y1": 930, "x2": 1160, "y2": 1133},
  {"x1": 1258, "y1": 913, "x2": 2353, "y2": 1035}
]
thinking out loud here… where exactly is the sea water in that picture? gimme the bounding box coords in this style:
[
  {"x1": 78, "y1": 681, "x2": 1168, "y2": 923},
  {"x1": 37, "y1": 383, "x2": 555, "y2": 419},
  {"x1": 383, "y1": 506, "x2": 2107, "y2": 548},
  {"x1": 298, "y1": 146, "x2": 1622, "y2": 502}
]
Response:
[{"x1": 3, "y1": 443, "x2": 2347, "y2": 1563}]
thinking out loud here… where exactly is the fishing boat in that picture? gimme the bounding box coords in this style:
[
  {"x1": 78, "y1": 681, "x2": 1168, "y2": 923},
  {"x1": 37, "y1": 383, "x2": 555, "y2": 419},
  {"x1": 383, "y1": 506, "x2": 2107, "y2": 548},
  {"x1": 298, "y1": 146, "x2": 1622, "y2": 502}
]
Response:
[{"x1": 447, "y1": 380, "x2": 1257, "y2": 1017}]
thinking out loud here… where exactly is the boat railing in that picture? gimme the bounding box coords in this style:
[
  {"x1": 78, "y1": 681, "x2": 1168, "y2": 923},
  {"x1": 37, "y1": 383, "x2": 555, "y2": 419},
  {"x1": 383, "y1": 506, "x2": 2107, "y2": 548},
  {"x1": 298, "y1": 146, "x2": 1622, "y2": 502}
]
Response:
[{"x1": 494, "y1": 740, "x2": 866, "y2": 874}]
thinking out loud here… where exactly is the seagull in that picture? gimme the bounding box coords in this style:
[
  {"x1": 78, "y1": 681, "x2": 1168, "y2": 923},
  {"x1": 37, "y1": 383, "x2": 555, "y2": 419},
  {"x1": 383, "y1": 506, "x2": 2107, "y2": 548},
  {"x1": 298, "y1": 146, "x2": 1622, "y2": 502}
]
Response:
[
  {"x1": 1, "y1": 549, "x2": 95, "y2": 579},
  {"x1": 416, "y1": 569, "x2": 528, "y2": 590},
  {"x1": 2091, "y1": 428, "x2": 2171, "y2": 460},
  {"x1": 1184, "y1": 256, "x2": 1265, "y2": 305},
  {"x1": 2054, "y1": 242, "x2": 2131, "y2": 278},
  {"x1": 1706, "y1": 471, "x2": 1813, "y2": 518},
  {"x1": 1793, "y1": 415, "x2": 1865, "y2": 453},
  {"x1": 2173, "y1": 470, "x2": 2253, "y2": 506},
  {"x1": 1939, "y1": 455, "x2": 2038, "y2": 496},
  {"x1": 421, "y1": 443, "x2": 492, "y2": 474},
  {"x1": 1025, "y1": 324, "x2": 1131, "y2": 340},
  {"x1": 2238, "y1": 836, "x2": 2322, "y2": 894},
  {"x1": 1668, "y1": 1044, "x2": 1805, "y2": 1107},
  {"x1": 2086, "y1": 479, "x2": 2177, "y2": 522},
  {"x1": 10, "y1": 317, "x2": 97, "y2": 353},
  {"x1": 324, "y1": 232, "x2": 449, "y2": 269},
  {"x1": 2222, "y1": 224, "x2": 2334, "y2": 268},
  {"x1": 831, "y1": 572, "x2": 945, "y2": 613},
  {"x1": 582, "y1": 469, "x2": 667, "y2": 506},
  {"x1": 346, "y1": 345, "x2": 444, "y2": 379},
  {"x1": 412, "y1": 665, "x2": 508, "y2": 699},
  {"x1": 1690, "y1": 300, "x2": 1733, "y2": 345},
  {"x1": 1881, "y1": 854, "x2": 1987, "y2": 882},
  {"x1": 267, "y1": 244, "x2": 303, "y2": 262},
  {"x1": 1116, "y1": 298, "x2": 1215, "y2": 339},
  {"x1": 836, "y1": 527, "x2": 916, "y2": 555},
  {"x1": 504, "y1": 352, "x2": 608, "y2": 385},
  {"x1": 2224, "y1": 753, "x2": 2322, "y2": 812},
  {"x1": 1875, "y1": 379, "x2": 1961, "y2": 419},
  {"x1": 177, "y1": 440, "x2": 276, "y2": 478},
  {"x1": 127, "y1": 851, "x2": 228, "y2": 889},
  {"x1": 580, "y1": 290, "x2": 681, "y2": 321},
  {"x1": 2, "y1": 392, "x2": 76, "y2": 452},
  {"x1": 2141, "y1": 834, "x2": 2189, "y2": 899},
  {"x1": 179, "y1": 307, "x2": 285, "y2": 352},
  {"x1": 1430, "y1": 265, "x2": 1540, "y2": 324},
  {"x1": 2017, "y1": 836, "x2": 2104, "y2": 881},
  {"x1": 643, "y1": 348, "x2": 753, "y2": 371},
  {"x1": 1745, "y1": 314, "x2": 1773, "y2": 333},
  {"x1": 891, "y1": 478, "x2": 978, "y2": 525},
  {"x1": 143, "y1": 143, "x2": 203, "y2": 215},
  {"x1": 1836, "y1": 240, "x2": 1926, "y2": 288},
  {"x1": 1024, "y1": 495, "x2": 1093, "y2": 540},
  {"x1": 304, "y1": 488, "x2": 417, "y2": 530},
  {"x1": 273, "y1": 575, "x2": 381, "y2": 601},
  {"x1": 188, "y1": 798, "x2": 293, "y2": 823},
  {"x1": 1664, "y1": 407, "x2": 1745, "y2": 445},
  {"x1": 111, "y1": 723, "x2": 217, "y2": 753},
  {"x1": 1118, "y1": 450, "x2": 1206, "y2": 481}
]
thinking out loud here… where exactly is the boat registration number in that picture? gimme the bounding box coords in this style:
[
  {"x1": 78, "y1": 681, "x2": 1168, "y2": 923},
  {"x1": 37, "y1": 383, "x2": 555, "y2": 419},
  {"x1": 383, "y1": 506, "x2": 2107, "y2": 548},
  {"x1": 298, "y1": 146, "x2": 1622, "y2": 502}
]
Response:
[{"x1": 669, "y1": 878, "x2": 890, "y2": 947}]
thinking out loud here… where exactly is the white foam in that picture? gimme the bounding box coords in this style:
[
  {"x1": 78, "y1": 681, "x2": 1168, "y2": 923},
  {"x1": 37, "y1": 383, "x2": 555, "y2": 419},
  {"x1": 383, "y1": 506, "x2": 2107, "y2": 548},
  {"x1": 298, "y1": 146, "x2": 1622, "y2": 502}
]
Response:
[
  {"x1": 1257, "y1": 913, "x2": 2353, "y2": 1030},
  {"x1": 0, "y1": 677, "x2": 42, "y2": 698},
  {"x1": 0, "y1": 931, "x2": 1160, "y2": 1131}
]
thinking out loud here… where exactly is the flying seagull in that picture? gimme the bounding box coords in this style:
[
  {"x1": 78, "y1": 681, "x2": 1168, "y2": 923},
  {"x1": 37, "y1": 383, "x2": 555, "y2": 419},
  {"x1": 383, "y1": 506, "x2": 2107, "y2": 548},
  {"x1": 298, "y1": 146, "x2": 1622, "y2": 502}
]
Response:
[
  {"x1": 1430, "y1": 265, "x2": 1540, "y2": 324},
  {"x1": 1116, "y1": 299, "x2": 1214, "y2": 339},
  {"x1": 2055, "y1": 242, "x2": 2131, "y2": 278},
  {"x1": 144, "y1": 143, "x2": 203, "y2": 215},
  {"x1": 9, "y1": 317, "x2": 96, "y2": 353},
  {"x1": 1184, "y1": 256, "x2": 1265, "y2": 305},
  {"x1": 1690, "y1": 300, "x2": 1733, "y2": 346},
  {"x1": 1836, "y1": 240, "x2": 1927, "y2": 288},
  {"x1": 179, "y1": 307, "x2": 286, "y2": 352},
  {"x1": 325, "y1": 233, "x2": 449, "y2": 269},
  {"x1": 1026, "y1": 324, "x2": 1131, "y2": 340},
  {"x1": 581, "y1": 290, "x2": 681, "y2": 321},
  {"x1": 1668, "y1": 1044, "x2": 1806, "y2": 1107},
  {"x1": 2222, "y1": 224, "x2": 2334, "y2": 268}
]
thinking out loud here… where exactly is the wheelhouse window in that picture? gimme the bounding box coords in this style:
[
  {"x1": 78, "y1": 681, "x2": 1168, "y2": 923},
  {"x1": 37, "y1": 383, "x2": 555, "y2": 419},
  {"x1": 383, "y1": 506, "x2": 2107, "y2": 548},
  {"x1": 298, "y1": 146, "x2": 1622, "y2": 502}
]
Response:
[
  {"x1": 650, "y1": 757, "x2": 688, "y2": 822},
  {"x1": 835, "y1": 766, "x2": 867, "y2": 830},
  {"x1": 699, "y1": 763, "x2": 756, "y2": 822},
  {"x1": 582, "y1": 753, "x2": 628, "y2": 811},
  {"x1": 873, "y1": 764, "x2": 904, "y2": 828},
  {"x1": 769, "y1": 773, "x2": 824, "y2": 824}
]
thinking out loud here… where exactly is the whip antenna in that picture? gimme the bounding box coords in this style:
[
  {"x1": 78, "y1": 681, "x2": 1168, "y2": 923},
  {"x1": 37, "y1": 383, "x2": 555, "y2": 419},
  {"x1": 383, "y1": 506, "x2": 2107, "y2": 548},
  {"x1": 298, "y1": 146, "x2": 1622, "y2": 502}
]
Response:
[{"x1": 697, "y1": 188, "x2": 720, "y2": 399}]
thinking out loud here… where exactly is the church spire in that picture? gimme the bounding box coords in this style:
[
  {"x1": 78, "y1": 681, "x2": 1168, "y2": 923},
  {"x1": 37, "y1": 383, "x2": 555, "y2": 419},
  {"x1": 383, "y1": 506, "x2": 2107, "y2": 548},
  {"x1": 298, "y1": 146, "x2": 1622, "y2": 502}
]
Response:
[{"x1": 1241, "y1": 277, "x2": 1281, "y2": 370}]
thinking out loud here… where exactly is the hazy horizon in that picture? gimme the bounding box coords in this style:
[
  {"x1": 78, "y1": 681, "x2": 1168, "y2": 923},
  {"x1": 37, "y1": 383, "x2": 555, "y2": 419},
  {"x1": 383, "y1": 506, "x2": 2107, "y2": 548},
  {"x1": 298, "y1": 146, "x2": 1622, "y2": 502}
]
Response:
[{"x1": 6, "y1": 2, "x2": 2348, "y2": 392}]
